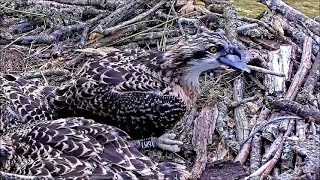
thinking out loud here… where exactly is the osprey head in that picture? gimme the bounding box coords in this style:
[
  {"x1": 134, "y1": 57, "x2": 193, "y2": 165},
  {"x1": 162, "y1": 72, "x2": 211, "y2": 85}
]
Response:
[{"x1": 163, "y1": 32, "x2": 250, "y2": 91}]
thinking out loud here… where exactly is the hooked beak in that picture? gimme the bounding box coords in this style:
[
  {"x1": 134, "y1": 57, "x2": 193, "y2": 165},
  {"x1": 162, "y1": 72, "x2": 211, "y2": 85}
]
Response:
[{"x1": 218, "y1": 46, "x2": 251, "y2": 73}]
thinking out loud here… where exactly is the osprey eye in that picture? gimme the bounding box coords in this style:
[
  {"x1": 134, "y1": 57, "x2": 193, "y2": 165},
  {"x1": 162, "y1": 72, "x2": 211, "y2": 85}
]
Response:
[{"x1": 209, "y1": 47, "x2": 217, "y2": 53}]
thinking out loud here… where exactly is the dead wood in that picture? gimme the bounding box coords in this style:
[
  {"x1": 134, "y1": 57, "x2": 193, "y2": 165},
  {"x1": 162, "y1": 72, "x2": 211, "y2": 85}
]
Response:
[
  {"x1": 266, "y1": 97, "x2": 320, "y2": 123},
  {"x1": 297, "y1": 52, "x2": 320, "y2": 103},
  {"x1": 285, "y1": 37, "x2": 313, "y2": 101},
  {"x1": 233, "y1": 78, "x2": 250, "y2": 143},
  {"x1": 249, "y1": 134, "x2": 262, "y2": 173},
  {"x1": 99, "y1": 0, "x2": 168, "y2": 36},
  {"x1": 92, "y1": 0, "x2": 144, "y2": 34},
  {"x1": 259, "y1": 0, "x2": 320, "y2": 36},
  {"x1": 261, "y1": 120, "x2": 295, "y2": 177},
  {"x1": 216, "y1": 102, "x2": 240, "y2": 153},
  {"x1": 47, "y1": 0, "x2": 128, "y2": 10},
  {"x1": 191, "y1": 105, "x2": 217, "y2": 179}
]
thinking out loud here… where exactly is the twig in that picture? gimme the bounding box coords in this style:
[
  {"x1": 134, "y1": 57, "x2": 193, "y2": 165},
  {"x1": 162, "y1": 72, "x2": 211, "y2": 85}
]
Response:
[
  {"x1": 240, "y1": 116, "x2": 303, "y2": 146},
  {"x1": 285, "y1": 37, "x2": 313, "y2": 100},
  {"x1": 100, "y1": 0, "x2": 168, "y2": 36},
  {"x1": 265, "y1": 97, "x2": 320, "y2": 123},
  {"x1": 191, "y1": 105, "x2": 217, "y2": 179},
  {"x1": 21, "y1": 68, "x2": 70, "y2": 79},
  {"x1": 259, "y1": 0, "x2": 320, "y2": 36},
  {"x1": 248, "y1": 65, "x2": 286, "y2": 77},
  {"x1": 262, "y1": 133, "x2": 284, "y2": 163},
  {"x1": 250, "y1": 134, "x2": 262, "y2": 173},
  {"x1": 93, "y1": 0, "x2": 144, "y2": 33},
  {"x1": 216, "y1": 101, "x2": 240, "y2": 153},
  {"x1": 0, "y1": 28, "x2": 38, "y2": 51},
  {"x1": 229, "y1": 93, "x2": 261, "y2": 108},
  {"x1": 298, "y1": 52, "x2": 320, "y2": 102},
  {"x1": 233, "y1": 77, "x2": 250, "y2": 143},
  {"x1": 261, "y1": 120, "x2": 295, "y2": 177},
  {"x1": 244, "y1": 160, "x2": 272, "y2": 179}
]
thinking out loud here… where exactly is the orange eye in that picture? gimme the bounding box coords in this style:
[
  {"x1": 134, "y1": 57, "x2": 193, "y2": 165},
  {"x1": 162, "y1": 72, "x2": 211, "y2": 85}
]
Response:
[{"x1": 209, "y1": 47, "x2": 217, "y2": 53}]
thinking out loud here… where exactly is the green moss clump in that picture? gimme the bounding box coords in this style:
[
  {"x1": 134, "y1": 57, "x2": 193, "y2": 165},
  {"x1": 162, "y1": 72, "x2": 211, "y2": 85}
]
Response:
[{"x1": 231, "y1": 0, "x2": 319, "y2": 17}]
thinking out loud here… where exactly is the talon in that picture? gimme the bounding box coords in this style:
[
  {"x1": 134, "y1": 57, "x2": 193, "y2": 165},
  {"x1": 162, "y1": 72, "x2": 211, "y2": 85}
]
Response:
[{"x1": 156, "y1": 133, "x2": 183, "y2": 152}]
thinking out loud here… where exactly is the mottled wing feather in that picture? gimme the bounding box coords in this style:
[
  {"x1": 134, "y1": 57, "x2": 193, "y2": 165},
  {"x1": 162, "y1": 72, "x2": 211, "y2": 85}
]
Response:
[
  {"x1": 2, "y1": 117, "x2": 190, "y2": 179},
  {"x1": 1, "y1": 77, "x2": 56, "y2": 128},
  {"x1": 53, "y1": 49, "x2": 187, "y2": 138},
  {"x1": 75, "y1": 50, "x2": 167, "y2": 93},
  {"x1": 54, "y1": 77, "x2": 186, "y2": 138}
]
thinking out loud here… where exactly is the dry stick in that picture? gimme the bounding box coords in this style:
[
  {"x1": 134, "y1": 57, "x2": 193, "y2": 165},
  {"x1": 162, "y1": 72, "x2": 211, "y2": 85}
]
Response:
[
  {"x1": 234, "y1": 140, "x2": 251, "y2": 165},
  {"x1": 27, "y1": 0, "x2": 105, "y2": 21},
  {"x1": 248, "y1": 65, "x2": 285, "y2": 77},
  {"x1": 255, "y1": 36, "x2": 314, "y2": 177},
  {"x1": 99, "y1": 0, "x2": 167, "y2": 35},
  {"x1": 233, "y1": 78, "x2": 250, "y2": 143},
  {"x1": 0, "y1": 28, "x2": 38, "y2": 51},
  {"x1": 93, "y1": 0, "x2": 143, "y2": 33},
  {"x1": 305, "y1": 53, "x2": 320, "y2": 90},
  {"x1": 261, "y1": 133, "x2": 284, "y2": 164},
  {"x1": 264, "y1": 45, "x2": 292, "y2": 95},
  {"x1": 266, "y1": 97, "x2": 320, "y2": 123},
  {"x1": 21, "y1": 68, "x2": 70, "y2": 79},
  {"x1": 298, "y1": 52, "x2": 320, "y2": 102},
  {"x1": 284, "y1": 20, "x2": 319, "y2": 56},
  {"x1": 104, "y1": 30, "x2": 181, "y2": 45},
  {"x1": 238, "y1": 16, "x2": 276, "y2": 35},
  {"x1": 262, "y1": 120, "x2": 295, "y2": 177},
  {"x1": 229, "y1": 93, "x2": 261, "y2": 108},
  {"x1": 245, "y1": 160, "x2": 272, "y2": 179},
  {"x1": 48, "y1": 0, "x2": 126, "y2": 9},
  {"x1": 191, "y1": 105, "x2": 217, "y2": 179},
  {"x1": 240, "y1": 116, "x2": 302, "y2": 146},
  {"x1": 216, "y1": 101, "x2": 240, "y2": 153},
  {"x1": 285, "y1": 37, "x2": 313, "y2": 101},
  {"x1": 250, "y1": 134, "x2": 262, "y2": 173},
  {"x1": 234, "y1": 110, "x2": 270, "y2": 166},
  {"x1": 259, "y1": 0, "x2": 320, "y2": 36},
  {"x1": 244, "y1": 119, "x2": 297, "y2": 179},
  {"x1": 103, "y1": 11, "x2": 196, "y2": 47}
]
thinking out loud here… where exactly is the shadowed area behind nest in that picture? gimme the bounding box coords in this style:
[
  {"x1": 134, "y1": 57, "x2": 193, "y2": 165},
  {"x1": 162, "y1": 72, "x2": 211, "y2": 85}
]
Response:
[
  {"x1": 0, "y1": 76, "x2": 190, "y2": 179},
  {"x1": 53, "y1": 31, "x2": 250, "y2": 139}
]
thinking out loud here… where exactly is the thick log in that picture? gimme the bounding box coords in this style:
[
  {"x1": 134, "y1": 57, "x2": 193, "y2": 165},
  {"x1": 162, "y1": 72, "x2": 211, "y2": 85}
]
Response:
[
  {"x1": 250, "y1": 134, "x2": 262, "y2": 173},
  {"x1": 93, "y1": 0, "x2": 144, "y2": 33},
  {"x1": 233, "y1": 78, "x2": 250, "y2": 143},
  {"x1": 302, "y1": 52, "x2": 320, "y2": 95},
  {"x1": 285, "y1": 37, "x2": 313, "y2": 100},
  {"x1": 266, "y1": 97, "x2": 320, "y2": 123},
  {"x1": 264, "y1": 45, "x2": 292, "y2": 95},
  {"x1": 261, "y1": 120, "x2": 295, "y2": 177},
  {"x1": 259, "y1": 0, "x2": 320, "y2": 36},
  {"x1": 191, "y1": 105, "x2": 218, "y2": 179}
]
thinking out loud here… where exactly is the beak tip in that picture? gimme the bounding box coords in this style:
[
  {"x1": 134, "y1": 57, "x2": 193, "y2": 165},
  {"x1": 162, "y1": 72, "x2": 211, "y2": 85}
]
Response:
[{"x1": 244, "y1": 67, "x2": 251, "y2": 73}]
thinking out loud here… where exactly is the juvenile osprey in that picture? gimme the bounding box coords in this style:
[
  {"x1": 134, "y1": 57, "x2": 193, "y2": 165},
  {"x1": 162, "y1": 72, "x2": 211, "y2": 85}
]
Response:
[
  {"x1": 53, "y1": 32, "x2": 250, "y2": 148},
  {"x1": 0, "y1": 76, "x2": 190, "y2": 179}
]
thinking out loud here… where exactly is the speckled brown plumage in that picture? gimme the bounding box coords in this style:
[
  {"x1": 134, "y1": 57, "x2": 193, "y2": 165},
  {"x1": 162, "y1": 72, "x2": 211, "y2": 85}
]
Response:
[
  {"x1": 53, "y1": 32, "x2": 250, "y2": 139},
  {"x1": 0, "y1": 117, "x2": 190, "y2": 179},
  {"x1": 0, "y1": 76, "x2": 190, "y2": 179},
  {"x1": 0, "y1": 75, "x2": 56, "y2": 129}
]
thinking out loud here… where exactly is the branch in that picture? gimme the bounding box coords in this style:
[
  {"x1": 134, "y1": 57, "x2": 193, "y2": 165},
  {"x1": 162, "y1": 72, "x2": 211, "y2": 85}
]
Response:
[
  {"x1": 265, "y1": 97, "x2": 320, "y2": 123},
  {"x1": 259, "y1": 0, "x2": 320, "y2": 36}
]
